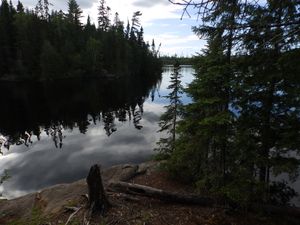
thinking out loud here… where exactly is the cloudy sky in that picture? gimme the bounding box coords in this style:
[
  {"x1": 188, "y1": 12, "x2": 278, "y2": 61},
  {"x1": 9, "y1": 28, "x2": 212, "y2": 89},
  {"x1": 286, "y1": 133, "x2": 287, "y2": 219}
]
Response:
[{"x1": 12, "y1": 0, "x2": 206, "y2": 56}]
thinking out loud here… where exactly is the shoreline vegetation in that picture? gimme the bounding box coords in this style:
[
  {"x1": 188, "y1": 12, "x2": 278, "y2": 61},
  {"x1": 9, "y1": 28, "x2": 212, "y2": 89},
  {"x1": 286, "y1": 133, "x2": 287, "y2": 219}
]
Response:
[
  {"x1": 0, "y1": 161, "x2": 299, "y2": 225},
  {"x1": 1, "y1": 0, "x2": 300, "y2": 224},
  {"x1": 0, "y1": 0, "x2": 162, "y2": 82}
]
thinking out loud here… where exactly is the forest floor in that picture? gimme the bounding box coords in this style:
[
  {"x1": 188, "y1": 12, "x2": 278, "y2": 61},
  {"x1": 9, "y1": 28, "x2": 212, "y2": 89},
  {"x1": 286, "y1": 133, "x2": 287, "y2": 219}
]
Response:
[{"x1": 0, "y1": 161, "x2": 297, "y2": 225}]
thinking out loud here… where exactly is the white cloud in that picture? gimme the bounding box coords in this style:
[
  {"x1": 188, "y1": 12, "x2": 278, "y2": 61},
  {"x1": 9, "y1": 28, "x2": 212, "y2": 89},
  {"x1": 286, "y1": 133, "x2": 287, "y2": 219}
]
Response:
[
  {"x1": 144, "y1": 33, "x2": 205, "y2": 56},
  {"x1": 133, "y1": 0, "x2": 169, "y2": 8},
  {"x1": 85, "y1": 0, "x2": 182, "y2": 25}
]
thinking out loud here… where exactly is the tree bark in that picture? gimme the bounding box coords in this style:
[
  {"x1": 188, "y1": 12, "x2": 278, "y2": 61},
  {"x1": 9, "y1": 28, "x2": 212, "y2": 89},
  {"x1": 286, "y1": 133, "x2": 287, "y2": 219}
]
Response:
[
  {"x1": 86, "y1": 164, "x2": 110, "y2": 215},
  {"x1": 109, "y1": 181, "x2": 215, "y2": 206},
  {"x1": 110, "y1": 181, "x2": 300, "y2": 218}
]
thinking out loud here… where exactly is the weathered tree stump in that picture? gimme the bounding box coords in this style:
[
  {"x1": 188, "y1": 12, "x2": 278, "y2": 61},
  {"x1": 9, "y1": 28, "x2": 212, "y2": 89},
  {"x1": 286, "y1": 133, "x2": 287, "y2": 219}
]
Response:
[{"x1": 86, "y1": 164, "x2": 110, "y2": 215}]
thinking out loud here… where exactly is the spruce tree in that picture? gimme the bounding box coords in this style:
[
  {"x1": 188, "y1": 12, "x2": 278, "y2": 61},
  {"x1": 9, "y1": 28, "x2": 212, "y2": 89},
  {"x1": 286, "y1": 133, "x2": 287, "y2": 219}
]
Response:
[
  {"x1": 232, "y1": 0, "x2": 300, "y2": 203},
  {"x1": 67, "y1": 0, "x2": 82, "y2": 27},
  {"x1": 156, "y1": 61, "x2": 183, "y2": 157},
  {"x1": 35, "y1": 0, "x2": 49, "y2": 20},
  {"x1": 98, "y1": 0, "x2": 110, "y2": 31},
  {"x1": 16, "y1": 0, "x2": 24, "y2": 13},
  {"x1": 168, "y1": 0, "x2": 300, "y2": 204}
]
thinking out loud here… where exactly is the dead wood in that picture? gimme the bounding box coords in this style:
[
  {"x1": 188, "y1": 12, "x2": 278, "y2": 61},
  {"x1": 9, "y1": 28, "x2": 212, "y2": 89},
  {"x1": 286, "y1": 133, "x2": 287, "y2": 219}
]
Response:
[
  {"x1": 109, "y1": 181, "x2": 300, "y2": 218},
  {"x1": 86, "y1": 164, "x2": 110, "y2": 215},
  {"x1": 109, "y1": 181, "x2": 215, "y2": 206}
]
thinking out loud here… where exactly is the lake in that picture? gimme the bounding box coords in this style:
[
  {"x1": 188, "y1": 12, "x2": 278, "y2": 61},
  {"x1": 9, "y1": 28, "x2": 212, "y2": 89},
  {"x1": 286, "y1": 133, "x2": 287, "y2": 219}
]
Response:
[{"x1": 0, "y1": 65, "x2": 194, "y2": 199}]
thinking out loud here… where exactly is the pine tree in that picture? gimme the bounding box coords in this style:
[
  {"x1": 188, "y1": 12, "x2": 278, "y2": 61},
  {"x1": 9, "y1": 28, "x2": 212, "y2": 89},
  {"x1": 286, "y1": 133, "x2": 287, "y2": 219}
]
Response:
[
  {"x1": 16, "y1": 0, "x2": 24, "y2": 13},
  {"x1": 168, "y1": 33, "x2": 234, "y2": 189},
  {"x1": 113, "y1": 12, "x2": 124, "y2": 34},
  {"x1": 67, "y1": 0, "x2": 82, "y2": 27},
  {"x1": 35, "y1": 0, "x2": 49, "y2": 20},
  {"x1": 168, "y1": 0, "x2": 300, "y2": 205},
  {"x1": 130, "y1": 11, "x2": 142, "y2": 41},
  {"x1": 98, "y1": 0, "x2": 110, "y2": 31},
  {"x1": 125, "y1": 20, "x2": 130, "y2": 39},
  {"x1": 156, "y1": 61, "x2": 183, "y2": 157},
  {"x1": 232, "y1": 0, "x2": 300, "y2": 203}
]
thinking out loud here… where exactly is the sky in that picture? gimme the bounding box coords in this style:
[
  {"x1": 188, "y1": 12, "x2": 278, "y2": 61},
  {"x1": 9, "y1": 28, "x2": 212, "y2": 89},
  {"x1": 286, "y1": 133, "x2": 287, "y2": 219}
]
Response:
[{"x1": 12, "y1": 0, "x2": 206, "y2": 56}]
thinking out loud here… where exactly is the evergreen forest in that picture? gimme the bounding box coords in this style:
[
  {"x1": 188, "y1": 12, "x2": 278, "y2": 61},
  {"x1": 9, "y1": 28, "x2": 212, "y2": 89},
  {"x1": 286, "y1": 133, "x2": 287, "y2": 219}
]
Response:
[
  {"x1": 158, "y1": 0, "x2": 300, "y2": 207},
  {"x1": 0, "y1": 0, "x2": 162, "y2": 81},
  {"x1": 0, "y1": 0, "x2": 300, "y2": 219}
]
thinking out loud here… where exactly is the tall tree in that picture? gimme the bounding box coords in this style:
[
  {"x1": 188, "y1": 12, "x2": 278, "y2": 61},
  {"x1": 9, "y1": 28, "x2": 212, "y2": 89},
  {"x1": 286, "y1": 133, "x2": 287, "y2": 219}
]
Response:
[
  {"x1": 130, "y1": 11, "x2": 142, "y2": 41},
  {"x1": 35, "y1": 0, "x2": 49, "y2": 20},
  {"x1": 168, "y1": 0, "x2": 300, "y2": 205},
  {"x1": 232, "y1": 0, "x2": 300, "y2": 203},
  {"x1": 156, "y1": 61, "x2": 183, "y2": 157},
  {"x1": 16, "y1": 0, "x2": 24, "y2": 13},
  {"x1": 67, "y1": 0, "x2": 82, "y2": 27},
  {"x1": 98, "y1": 0, "x2": 110, "y2": 31}
]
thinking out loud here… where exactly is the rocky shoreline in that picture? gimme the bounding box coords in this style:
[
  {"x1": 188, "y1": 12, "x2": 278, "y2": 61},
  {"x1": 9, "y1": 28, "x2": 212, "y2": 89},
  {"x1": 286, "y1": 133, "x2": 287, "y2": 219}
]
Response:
[
  {"x1": 0, "y1": 161, "x2": 161, "y2": 221},
  {"x1": 0, "y1": 161, "x2": 298, "y2": 225}
]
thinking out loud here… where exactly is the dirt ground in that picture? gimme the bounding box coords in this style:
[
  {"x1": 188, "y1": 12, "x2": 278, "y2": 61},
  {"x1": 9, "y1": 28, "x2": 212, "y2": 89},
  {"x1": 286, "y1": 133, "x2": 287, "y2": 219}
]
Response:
[{"x1": 0, "y1": 162, "x2": 298, "y2": 225}]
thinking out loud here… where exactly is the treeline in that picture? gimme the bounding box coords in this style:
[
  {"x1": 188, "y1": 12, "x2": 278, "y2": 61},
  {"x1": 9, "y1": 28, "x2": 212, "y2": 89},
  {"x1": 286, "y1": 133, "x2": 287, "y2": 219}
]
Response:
[
  {"x1": 160, "y1": 55, "x2": 193, "y2": 65},
  {"x1": 158, "y1": 0, "x2": 300, "y2": 206},
  {"x1": 0, "y1": 0, "x2": 162, "y2": 81}
]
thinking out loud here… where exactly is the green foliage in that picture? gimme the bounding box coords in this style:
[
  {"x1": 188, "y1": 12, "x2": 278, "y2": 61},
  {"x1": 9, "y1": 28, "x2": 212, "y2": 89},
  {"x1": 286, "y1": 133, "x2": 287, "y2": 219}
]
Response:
[
  {"x1": 40, "y1": 40, "x2": 63, "y2": 79},
  {"x1": 167, "y1": 0, "x2": 300, "y2": 206},
  {"x1": 7, "y1": 206, "x2": 46, "y2": 225},
  {"x1": 98, "y1": 0, "x2": 110, "y2": 31},
  {"x1": 0, "y1": 0, "x2": 162, "y2": 81},
  {"x1": 156, "y1": 61, "x2": 183, "y2": 157},
  {"x1": 160, "y1": 55, "x2": 194, "y2": 65}
]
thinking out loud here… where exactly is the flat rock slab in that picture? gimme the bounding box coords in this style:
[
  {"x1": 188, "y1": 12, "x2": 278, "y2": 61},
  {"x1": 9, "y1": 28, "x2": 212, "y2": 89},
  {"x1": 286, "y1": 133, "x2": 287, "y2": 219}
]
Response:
[{"x1": 0, "y1": 161, "x2": 160, "y2": 220}]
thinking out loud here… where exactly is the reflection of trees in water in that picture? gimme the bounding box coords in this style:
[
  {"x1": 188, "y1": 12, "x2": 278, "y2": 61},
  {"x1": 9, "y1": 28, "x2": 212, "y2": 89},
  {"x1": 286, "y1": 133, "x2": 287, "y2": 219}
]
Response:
[
  {"x1": 45, "y1": 125, "x2": 64, "y2": 149},
  {"x1": 103, "y1": 111, "x2": 117, "y2": 137},
  {"x1": 0, "y1": 75, "x2": 161, "y2": 151},
  {"x1": 131, "y1": 98, "x2": 144, "y2": 130},
  {"x1": 0, "y1": 102, "x2": 148, "y2": 150},
  {"x1": 0, "y1": 131, "x2": 33, "y2": 153}
]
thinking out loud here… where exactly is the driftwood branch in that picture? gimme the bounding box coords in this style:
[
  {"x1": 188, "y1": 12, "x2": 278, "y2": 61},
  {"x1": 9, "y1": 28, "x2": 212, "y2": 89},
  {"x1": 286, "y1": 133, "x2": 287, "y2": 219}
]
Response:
[
  {"x1": 64, "y1": 207, "x2": 82, "y2": 225},
  {"x1": 110, "y1": 181, "x2": 300, "y2": 218}
]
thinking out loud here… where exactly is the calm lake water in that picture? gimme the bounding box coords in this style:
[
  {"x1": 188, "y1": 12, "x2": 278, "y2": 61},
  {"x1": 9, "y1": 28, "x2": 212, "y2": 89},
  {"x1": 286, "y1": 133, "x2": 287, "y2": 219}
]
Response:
[
  {"x1": 0, "y1": 66, "x2": 194, "y2": 199},
  {"x1": 1, "y1": 66, "x2": 299, "y2": 206}
]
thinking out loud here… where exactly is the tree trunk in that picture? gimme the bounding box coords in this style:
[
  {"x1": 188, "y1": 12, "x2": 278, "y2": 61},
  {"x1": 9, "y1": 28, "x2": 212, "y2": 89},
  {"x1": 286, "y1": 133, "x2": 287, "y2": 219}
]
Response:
[
  {"x1": 110, "y1": 181, "x2": 300, "y2": 218},
  {"x1": 86, "y1": 164, "x2": 110, "y2": 215},
  {"x1": 110, "y1": 181, "x2": 215, "y2": 206}
]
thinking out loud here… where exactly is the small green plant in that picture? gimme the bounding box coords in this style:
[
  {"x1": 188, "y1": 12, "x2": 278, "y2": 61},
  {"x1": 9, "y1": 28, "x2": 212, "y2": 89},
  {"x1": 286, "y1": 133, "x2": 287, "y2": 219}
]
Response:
[{"x1": 8, "y1": 206, "x2": 47, "y2": 225}]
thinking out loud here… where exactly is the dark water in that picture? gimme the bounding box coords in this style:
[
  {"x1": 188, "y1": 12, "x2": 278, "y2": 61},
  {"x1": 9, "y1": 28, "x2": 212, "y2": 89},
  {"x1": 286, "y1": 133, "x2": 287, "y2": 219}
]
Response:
[{"x1": 0, "y1": 66, "x2": 194, "y2": 199}]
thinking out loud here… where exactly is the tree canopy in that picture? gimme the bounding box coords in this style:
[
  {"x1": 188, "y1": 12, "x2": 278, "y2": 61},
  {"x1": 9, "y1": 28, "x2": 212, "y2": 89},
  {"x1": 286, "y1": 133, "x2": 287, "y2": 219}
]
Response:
[
  {"x1": 166, "y1": 0, "x2": 300, "y2": 206},
  {"x1": 0, "y1": 0, "x2": 162, "y2": 81}
]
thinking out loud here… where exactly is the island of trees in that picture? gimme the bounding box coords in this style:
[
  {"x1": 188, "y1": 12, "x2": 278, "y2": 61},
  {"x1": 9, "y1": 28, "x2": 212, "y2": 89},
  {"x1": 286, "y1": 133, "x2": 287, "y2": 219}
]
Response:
[{"x1": 0, "y1": 0, "x2": 162, "y2": 81}]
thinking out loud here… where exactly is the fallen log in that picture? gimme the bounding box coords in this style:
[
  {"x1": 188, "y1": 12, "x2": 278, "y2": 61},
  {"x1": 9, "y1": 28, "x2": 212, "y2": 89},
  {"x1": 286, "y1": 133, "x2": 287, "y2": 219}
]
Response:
[
  {"x1": 86, "y1": 164, "x2": 110, "y2": 215},
  {"x1": 109, "y1": 181, "x2": 300, "y2": 218},
  {"x1": 109, "y1": 181, "x2": 215, "y2": 206}
]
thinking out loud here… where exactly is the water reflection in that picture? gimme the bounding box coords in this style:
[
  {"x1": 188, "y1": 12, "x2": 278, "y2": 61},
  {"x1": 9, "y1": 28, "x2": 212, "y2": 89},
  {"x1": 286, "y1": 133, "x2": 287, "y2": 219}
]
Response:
[
  {"x1": 0, "y1": 67, "x2": 194, "y2": 199},
  {"x1": 0, "y1": 75, "x2": 161, "y2": 151}
]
